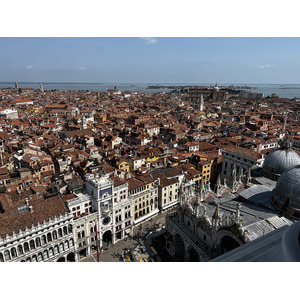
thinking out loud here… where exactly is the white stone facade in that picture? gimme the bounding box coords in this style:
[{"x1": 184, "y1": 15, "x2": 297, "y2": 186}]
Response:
[
  {"x1": 66, "y1": 193, "x2": 98, "y2": 260},
  {"x1": 221, "y1": 148, "x2": 264, "y2": 184},
  {"x1": 0, "y1": 213, "x2": 75, "y2": 262},
  {"x1": 113, "y1": 181, "x2": 134, "y2": 240},
  {"x1": 0, "y1": 109, "x2": 18, "y2": 120},
  {"x1": 85, "y1": 174, "x2": 134, "y2": 248}
]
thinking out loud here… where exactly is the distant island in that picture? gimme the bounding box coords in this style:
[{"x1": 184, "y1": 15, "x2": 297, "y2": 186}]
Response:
[
  {"x1": 147, "y1": 85, "x2": 256, "y2": 90},
  {"x1": 147, "y1": 85, "x2": 179, "y2": 89}
]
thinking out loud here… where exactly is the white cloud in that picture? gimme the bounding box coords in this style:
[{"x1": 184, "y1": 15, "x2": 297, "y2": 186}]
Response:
[
  {"x1": 26, "y1": 65, "x2": 32, "y2": 69},
  {"x1": 140, "y1": 37, "x2": 158, "y2": 45},
  {"x1": 258, "y1": 64, "x2": 274, "y2": 69}
]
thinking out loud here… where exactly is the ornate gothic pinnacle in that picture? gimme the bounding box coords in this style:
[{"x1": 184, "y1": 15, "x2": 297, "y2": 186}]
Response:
[{"x1": 213, "y1": 204, "x2": 220, "y2": 220}]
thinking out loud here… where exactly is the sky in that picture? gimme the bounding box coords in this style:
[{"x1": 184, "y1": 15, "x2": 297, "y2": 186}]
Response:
[{"x1": 1, "y1": 37, "x2": 300, "y2": 84}]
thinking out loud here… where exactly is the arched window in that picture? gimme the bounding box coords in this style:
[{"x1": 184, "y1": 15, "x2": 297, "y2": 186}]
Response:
[
  {"x1": 24, "y1": 242, "x2": 29, "y2": 253},
  {"x1": 58, "y1": 228, "x2": 62, "y2": 237},
  {"x1": 36, "y1": 237, "x2": 41, "y2": 247},
  {"x1": 53, "y1": 230, "x2": 57, "y2": 240},
  {"x1": 68, "y1": 224, "x2": 73, "y2": 234},
  {"x1": 32, "y1": 255, "x2": 37, "y2": 262},
  {"x1": 82, "y1": 231, "x2": 85, "y2": 238},
  {"x1": 59, "y1": 243, "x2": 64, "y2": 252},
  {"x1": 70, "y1": 238, "x2": 74, "y2": 247},
  {"x1": 0, "y1": 253, "x2": 4, "y2": 262},
  {"x1": 90, "y1": 227, "x2": 94, "y2": 234},
  {"x1": 41, "y1": 235, "x2": 47, "y2": 245},
  {"x1": 26, "y1": 257, "x2": 31, "y2": 262},
  {"x1": 77, "y1": 232, "x2": 81, "y2": 239},
  {"x1": 17, "y1": 245, "x2": 24, "y2": 256},
  {"x1": 37, "y1": 252, "x2": 43, "y2": 262},
  {"x1": 63, "y1": 226, "x2": 68, "y2": 235},
  {"x1": 49, "y1": 248, "x2": 54, "y2": 257},
  {"x1": 54, "y1": 245, "x2": 59, "y2": 255},
  {"x1": 11, "y1": 247, "x2": 17, "y2": 258},
  {"x1": 29, "y1": 240, "x2": 35, "y2": 250},
  {"x1": 64, "y1": 240, "x2": 69, "y2": 249},
  {"x1": 47, "y1": 233, "x2": 52, "y2": 242},
  {"x1": 43, "y1": 250, "x2": 49, "y2": 260}
]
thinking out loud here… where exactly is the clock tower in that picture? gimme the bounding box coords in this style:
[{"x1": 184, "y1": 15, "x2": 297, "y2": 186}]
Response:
[{"x1": 85, "y1": 174, "x2": 116, "y2": 248}]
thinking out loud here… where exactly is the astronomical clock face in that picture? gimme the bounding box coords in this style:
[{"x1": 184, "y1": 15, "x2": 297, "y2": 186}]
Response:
[{"x1": 102, "y1": 216, "x2": 111, "y2": 226}]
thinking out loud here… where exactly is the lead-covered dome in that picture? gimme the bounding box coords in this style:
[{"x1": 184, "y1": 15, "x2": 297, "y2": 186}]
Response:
[
  {"x1": 262, "y1": 139, "x2": 300, "y2": 178},
  {"x1": 263, "y1": 148, "x2": 300, "y2": 176},
  {"x1": 272, "y1": 165, "x2": 300, "y2": 213}
]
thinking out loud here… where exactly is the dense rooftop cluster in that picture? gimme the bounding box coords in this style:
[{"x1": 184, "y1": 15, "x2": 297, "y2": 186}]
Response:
[{"x1": 0, "y1": 83, "x2": 299, "y2": 262}]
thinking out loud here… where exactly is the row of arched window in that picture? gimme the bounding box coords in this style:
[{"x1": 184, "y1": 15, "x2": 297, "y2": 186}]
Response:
[
  {"x1": 0, "y1": 238, "x2": 74, "y2": 262},
  {"x1": 0, "y1": 225, "x2": 73, "y2": 262}
]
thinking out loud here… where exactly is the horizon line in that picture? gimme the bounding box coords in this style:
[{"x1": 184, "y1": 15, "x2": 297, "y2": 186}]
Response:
[{"x1": 1, "y1": 82, "x2": 300, "y2": 85}]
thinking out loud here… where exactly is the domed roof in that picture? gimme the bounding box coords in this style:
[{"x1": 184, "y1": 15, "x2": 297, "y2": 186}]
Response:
[
  {"x1": 273, "y1": 165, "x2": 300, "y2": 210},
  {"x1": 262, "y1": 147, "x2": 300, "y2": 176}
]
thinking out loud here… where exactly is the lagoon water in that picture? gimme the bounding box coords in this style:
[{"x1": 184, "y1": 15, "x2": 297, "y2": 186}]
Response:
[{"x1": 1, "y1": 82, "x2": 300, "y2": 98}]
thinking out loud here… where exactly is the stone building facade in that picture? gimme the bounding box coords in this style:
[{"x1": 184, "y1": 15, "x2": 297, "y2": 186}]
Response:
[
  {"x1": 221, "y1": 146, "x2": 264, "y2": 184},
  {"x1": 0, "y1": 195, "x2": 75, "y2": 262}
]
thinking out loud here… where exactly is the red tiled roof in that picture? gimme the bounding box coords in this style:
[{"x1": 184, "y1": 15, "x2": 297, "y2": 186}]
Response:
[{"x1": 0, "y1": 195, "x2": 68, "y2": 238}]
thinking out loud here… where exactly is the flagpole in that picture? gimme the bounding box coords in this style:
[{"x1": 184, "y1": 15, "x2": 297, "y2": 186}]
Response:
[{"x1": 95, "y1": 218, "x2": 100, "y2": 262}]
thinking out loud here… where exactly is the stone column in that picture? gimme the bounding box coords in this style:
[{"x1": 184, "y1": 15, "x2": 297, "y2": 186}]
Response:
[
  {"x1": 130, "y1": 225, "x2": 134, "y2": 237},
  {"x1": 112, "y1": 227, "x2": 116, "y2": 244},
  {"x1": 87, "y1": 242, "x2": 91, "y2": 256}
]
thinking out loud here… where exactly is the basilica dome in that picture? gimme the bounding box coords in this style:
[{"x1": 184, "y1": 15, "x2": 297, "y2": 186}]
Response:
[
  {"x1": 272, "y1": 165, "x2": 300, "y2": 213},
  {"x1": 262, "y1": 144, "x2": 300, "y2": 177}
]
